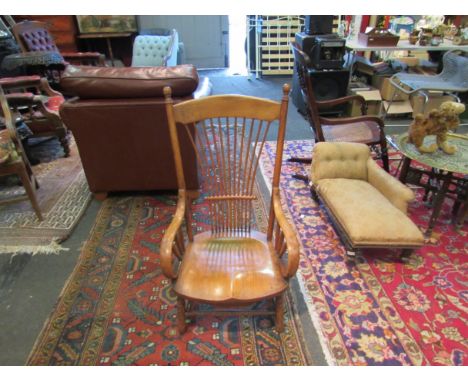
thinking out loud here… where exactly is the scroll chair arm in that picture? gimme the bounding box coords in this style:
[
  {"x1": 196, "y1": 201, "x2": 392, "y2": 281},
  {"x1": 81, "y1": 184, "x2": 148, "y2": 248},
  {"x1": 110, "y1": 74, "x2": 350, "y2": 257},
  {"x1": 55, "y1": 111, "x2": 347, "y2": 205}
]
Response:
[
  {"x1": 61, "y1": 52, "x2": 106, "y2": 66},
  {"x1": 5, "y1": 93, "x2": 37, "y2": 107},
  {"x1": 5, "y1": 93, "x2": 60, "y2": 121},
  {"x1": 367, "y1": 159, "x2": 415, "y2": 214},
  {"x1": 0, "y1": 76, "x2": 42, "y2": 90},
  {"x1": 272, "y1": 188, "x2": 300, "y2": 279},
  {"x1": 317, "y1": 94, "x2": 366, "y2": 111},
  {"x1": 39, "y1": 77, "x2": 63, "y2": 97},
  {"x1": 160, "y1": 190, "x2": 187, "y2": 280},
  {"x1": 0, "y1": 76, "x2": 62, "y2": 98}
]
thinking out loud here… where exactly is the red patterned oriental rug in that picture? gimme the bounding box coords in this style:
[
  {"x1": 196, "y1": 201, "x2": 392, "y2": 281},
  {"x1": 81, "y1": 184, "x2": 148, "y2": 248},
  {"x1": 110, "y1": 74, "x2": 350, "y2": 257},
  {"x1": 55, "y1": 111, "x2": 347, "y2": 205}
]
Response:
[
  {"x1": 28, "y1": 188, "x2": 311, "y2": 365},
  {"x1": 258, "y1": 140, "x2": 467, "y2": 366}
]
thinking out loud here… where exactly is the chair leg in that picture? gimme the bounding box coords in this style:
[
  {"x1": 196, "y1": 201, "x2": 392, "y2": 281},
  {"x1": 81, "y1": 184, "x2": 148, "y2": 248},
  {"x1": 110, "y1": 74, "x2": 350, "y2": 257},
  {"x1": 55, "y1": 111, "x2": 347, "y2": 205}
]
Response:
[
  {"x1": 177, "y1": 296, "x2": 187, "y2": 334},
  {"x1": 401, "y1": 249, "x2": 413, "y2": 260},
  {"x1": 292, "y1": 173, "x2": 309, "y2": 183},
  {"x1": 17, "y1": 164, "x2": 43, "y2": 221},
  {"x1": 381, "y1": 147, "x2": 390, "y2": 173},
  {"x1": 287, "y1": 157, "x2": 312, "y2": 164},
  {"x1": 275, "y1": 294, "x2": 285, "y2": 333},
  {"x1": 93, "y1": 192, "x2": 108, "y2": 201},
  {"x1": 58, "y1": 130, "x2": 70, "y2": 157}
]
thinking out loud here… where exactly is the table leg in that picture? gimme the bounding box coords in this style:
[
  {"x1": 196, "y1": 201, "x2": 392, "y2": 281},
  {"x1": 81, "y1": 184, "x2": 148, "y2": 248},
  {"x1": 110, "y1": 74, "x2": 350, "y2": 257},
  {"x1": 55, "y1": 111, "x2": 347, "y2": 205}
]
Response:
[
  {"x1": 399, "y1": 156, "x2": 411, "y2": 183},
  {"x1": 426, "y1": 171, "x2": 452, "y2": 237}
]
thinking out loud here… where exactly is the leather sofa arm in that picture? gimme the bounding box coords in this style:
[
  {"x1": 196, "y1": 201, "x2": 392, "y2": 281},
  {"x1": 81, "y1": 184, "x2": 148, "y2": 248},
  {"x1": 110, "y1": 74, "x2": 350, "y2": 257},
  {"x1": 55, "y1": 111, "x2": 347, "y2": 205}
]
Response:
[
  {"x1": 367, "y1": 158, "x2": 414, "y2": 214},
  {"x1": 62, "y1": 52, "x2": 106, "y2": 66}
]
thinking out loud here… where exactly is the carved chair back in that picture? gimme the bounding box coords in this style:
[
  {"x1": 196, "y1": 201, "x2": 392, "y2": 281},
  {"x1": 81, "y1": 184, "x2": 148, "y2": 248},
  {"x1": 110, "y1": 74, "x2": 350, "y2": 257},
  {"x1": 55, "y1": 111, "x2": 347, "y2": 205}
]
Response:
[
  {"x1": 164, "y1": 85, "x2": 290, "y2": 238},
  {"x1": 290, "y1": 42, "x2": 325, "y2": 141}
]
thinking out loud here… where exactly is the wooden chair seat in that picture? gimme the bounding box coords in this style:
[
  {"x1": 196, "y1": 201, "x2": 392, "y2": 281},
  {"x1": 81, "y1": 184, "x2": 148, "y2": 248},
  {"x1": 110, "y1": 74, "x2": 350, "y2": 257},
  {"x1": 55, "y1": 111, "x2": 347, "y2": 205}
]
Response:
[
  {"x1": 175, "y1": 231, "x2": 288, "y2": 304},
  {"x1": 322, "y1": 120, "x2": 382, "y2": 144}
]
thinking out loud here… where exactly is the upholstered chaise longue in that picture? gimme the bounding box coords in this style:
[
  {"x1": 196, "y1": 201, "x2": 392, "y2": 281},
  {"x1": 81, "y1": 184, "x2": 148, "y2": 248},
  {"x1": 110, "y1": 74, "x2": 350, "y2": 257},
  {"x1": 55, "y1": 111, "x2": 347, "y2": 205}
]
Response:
[{"x1": 310, "y1": 142, "x2": 425, "y2": 256}]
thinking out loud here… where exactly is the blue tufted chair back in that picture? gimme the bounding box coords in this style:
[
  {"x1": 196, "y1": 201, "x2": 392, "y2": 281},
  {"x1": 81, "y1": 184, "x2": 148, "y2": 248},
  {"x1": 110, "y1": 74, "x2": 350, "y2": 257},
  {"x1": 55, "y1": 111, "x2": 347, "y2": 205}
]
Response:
[{"x1": 131, "y1": 30, "x2": 178, "y2": 67}]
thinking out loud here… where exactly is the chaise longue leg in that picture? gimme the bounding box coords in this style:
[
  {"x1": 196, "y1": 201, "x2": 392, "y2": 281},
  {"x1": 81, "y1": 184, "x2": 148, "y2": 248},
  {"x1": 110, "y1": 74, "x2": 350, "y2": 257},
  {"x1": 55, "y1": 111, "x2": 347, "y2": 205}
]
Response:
[{"x1": 401, "y1": 249, "x2": 413, "y2": 259}]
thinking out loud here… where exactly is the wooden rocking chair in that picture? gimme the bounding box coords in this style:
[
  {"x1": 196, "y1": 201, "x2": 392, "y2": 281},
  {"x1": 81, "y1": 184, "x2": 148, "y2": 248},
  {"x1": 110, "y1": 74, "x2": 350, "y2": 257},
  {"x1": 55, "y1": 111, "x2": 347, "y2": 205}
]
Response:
[{"x1": 161, "y1": 84, "x2": 300, "y2": 333}]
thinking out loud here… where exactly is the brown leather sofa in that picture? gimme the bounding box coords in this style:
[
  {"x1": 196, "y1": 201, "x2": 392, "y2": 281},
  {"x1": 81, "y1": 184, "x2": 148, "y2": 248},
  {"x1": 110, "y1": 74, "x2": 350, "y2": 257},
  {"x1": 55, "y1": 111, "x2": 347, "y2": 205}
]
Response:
[{"x1": 59, "y1": 64, "x2": 200, "y2": 199}]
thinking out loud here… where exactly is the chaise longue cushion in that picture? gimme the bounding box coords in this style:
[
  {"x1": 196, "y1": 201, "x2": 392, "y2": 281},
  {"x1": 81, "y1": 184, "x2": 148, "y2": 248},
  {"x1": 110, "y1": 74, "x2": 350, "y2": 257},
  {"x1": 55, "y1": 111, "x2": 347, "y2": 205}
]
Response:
[
  {"x1": 316, "y1": 178, "x2": 424, "y2": 247},
  {"x1": 311, "y1": 142, "x2": 425, "y2": 250}
]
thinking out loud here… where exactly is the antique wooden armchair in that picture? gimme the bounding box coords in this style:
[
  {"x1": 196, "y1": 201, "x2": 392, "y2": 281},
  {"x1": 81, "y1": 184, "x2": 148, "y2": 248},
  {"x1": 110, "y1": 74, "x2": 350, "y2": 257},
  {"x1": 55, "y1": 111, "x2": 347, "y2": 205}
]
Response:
[
  {"x1": 161, "y1": 84, "x2": 300, "y2": 333},
  {"x1": 12, "y1": 20, "x2": 105, "y2": 67},
  {"x1": 290, "y1": 42, "x2": 389, "y2": 174},
  {"x1": 0, "y1": 75, "x2": 69, "y2": 157},
  {"x1": 0, "y1": 86, "x2": 42, "y2": 220}
]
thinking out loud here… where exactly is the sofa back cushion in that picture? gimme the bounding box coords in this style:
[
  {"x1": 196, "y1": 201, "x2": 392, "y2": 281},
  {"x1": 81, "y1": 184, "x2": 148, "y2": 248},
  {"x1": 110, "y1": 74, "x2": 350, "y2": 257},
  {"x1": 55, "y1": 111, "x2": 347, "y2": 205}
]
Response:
[
  {"x1": 310, "y1": 142, "x2": 370, "y2": 183},
  {"x1": 60, "y1": 64, "x2": 198, "y2": 99}
]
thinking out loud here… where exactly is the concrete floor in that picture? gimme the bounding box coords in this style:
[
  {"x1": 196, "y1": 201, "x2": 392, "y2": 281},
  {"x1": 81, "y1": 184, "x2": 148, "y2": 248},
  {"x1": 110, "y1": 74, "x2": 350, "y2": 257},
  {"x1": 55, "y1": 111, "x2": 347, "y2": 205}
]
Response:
[{"x1": 0, "y1": 70, "x2": 465, "y2": 365}]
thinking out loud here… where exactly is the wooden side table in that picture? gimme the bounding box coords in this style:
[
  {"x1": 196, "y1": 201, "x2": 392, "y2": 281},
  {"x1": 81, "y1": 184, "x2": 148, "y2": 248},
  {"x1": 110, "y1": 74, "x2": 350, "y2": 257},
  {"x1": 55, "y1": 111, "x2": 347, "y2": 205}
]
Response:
[
  {"x1": 392, "y1": 132, "x2": 468, "y2": 236},
  {"x1": 77, "y1": 33, "x2": 133, "y2": 66}
]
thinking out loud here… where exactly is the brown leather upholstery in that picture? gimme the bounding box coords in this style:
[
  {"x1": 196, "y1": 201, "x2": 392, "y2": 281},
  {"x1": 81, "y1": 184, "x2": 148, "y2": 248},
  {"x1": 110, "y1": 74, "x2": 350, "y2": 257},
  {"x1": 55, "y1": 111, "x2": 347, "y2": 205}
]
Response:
[{"x1": 59, "y1": 65, "x2": 200, "y2": 195}]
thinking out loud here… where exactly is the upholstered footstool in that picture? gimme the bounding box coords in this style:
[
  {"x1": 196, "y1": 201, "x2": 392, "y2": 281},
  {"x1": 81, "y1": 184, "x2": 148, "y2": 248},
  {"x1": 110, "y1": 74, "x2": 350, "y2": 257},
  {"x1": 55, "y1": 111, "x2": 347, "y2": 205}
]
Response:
[{"x1": 310, "y1": 142, "x2": 424, "y2": 256}]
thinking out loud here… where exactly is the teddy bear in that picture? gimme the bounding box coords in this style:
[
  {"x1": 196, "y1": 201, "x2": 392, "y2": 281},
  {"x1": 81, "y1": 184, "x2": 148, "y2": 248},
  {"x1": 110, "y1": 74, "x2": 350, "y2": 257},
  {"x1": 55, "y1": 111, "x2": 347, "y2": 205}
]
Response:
[{"x1": 408, "y1": 101, "x2": 465, "y2": 154}]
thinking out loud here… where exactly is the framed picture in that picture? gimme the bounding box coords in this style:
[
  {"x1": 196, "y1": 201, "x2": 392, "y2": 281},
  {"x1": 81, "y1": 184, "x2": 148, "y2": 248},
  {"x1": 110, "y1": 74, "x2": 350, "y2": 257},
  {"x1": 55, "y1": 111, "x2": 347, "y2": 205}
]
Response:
[{"x1": 76, "y1": 16, "x2": 137, "y2": 34}]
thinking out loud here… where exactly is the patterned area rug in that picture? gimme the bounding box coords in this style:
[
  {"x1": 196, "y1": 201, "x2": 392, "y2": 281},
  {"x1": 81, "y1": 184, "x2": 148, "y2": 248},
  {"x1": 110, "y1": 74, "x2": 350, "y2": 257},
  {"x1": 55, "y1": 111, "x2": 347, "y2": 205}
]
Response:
[
  {"x1": 258, "y1": 140, "x2": 468, "y2": 366},
  {"x1": 27, "y1": 185, "x2": 310, "y2": 365},
  {"x1": 0, "y1": 138, "x2": 91, "y2": 255}
]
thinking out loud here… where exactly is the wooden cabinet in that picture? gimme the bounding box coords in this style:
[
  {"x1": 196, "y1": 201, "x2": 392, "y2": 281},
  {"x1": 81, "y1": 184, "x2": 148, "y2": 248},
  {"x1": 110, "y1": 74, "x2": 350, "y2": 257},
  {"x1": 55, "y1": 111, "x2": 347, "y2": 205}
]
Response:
[{"x1": 13, "y1": 16, "x2": 78, "y2": 52}]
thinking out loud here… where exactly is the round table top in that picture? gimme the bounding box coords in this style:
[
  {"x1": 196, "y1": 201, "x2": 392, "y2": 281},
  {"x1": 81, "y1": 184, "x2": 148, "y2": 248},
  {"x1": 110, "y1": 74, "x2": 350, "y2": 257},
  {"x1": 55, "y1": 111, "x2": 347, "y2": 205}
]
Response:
[
  {"x1": 1, "y1": 51, "x2": 65, "y2": 71},
  {"x1": 395, "y1": 132, "x2": 468, "y2": 174}
]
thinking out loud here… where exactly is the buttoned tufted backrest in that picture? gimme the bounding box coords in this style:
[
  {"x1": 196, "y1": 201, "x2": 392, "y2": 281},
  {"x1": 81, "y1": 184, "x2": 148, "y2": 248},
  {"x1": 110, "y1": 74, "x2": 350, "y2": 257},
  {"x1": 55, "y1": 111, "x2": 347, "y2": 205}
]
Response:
[
  {"x1": 12, "y1": 20, "x2": 60, "y2": 53},
  {"x1": 131, "y1": 33, "x2": 178, "y2": 67},
  {"x1": 310, "y1": 142, "x2": 370, "y2": 184}
]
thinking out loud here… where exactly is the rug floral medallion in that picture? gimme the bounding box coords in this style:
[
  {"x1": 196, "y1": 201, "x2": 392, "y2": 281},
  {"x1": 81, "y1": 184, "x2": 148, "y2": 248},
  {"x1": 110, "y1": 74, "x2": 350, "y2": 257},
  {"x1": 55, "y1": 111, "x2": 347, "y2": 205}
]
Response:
[
  {"x1": 28, "y1": 186, "x2": 310, "y2": 365},
  {"x1": 259, "y1": 140, "x2": 467, "y2": 366}
]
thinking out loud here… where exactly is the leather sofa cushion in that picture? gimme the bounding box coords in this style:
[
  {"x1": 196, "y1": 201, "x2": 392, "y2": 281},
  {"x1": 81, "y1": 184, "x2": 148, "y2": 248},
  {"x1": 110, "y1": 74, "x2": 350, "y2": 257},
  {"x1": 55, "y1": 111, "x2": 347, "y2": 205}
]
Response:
[
  {"x1": 316, "y1": 178, "x2": 424, "y2": 247},
  {"x1": 60, "y1": 64, "x2": 199, "y2": 99}
]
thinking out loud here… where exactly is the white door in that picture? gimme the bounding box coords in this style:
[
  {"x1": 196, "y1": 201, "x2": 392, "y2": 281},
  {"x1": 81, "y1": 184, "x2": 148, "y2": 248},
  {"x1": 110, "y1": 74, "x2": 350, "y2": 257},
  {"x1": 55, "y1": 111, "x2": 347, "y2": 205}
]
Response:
[{"x1": 138, "y1": 15, "x2": 229, "y2": 68}]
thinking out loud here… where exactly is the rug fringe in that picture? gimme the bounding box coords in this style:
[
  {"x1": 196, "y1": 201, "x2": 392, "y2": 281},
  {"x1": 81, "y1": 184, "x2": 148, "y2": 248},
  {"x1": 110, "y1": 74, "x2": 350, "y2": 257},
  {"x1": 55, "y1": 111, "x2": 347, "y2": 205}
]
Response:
[
  {"x1": 296, "y1": 272, "x2": 336, "y2": 365},
  {"x1": 0, "y1": 240, "x2": 69, "y2": 256}
]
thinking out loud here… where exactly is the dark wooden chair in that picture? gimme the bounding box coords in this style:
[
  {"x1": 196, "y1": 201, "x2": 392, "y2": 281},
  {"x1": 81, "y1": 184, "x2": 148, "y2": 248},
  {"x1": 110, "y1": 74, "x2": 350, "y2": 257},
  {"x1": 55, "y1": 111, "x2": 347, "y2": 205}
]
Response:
[
  {"x1": 0, "y1": 75, "x2": 69, "y2": 157},
  {"x1": 12, "y1": 20, "x2": 105, "y2": 67},
  {"x1": 0, "y1": 86, "x2": 42, "y2": 221},
  {"x1": 290, "y1": 42, "x2": 389, "y2": 174},
  {"x1": 161, "y1": 84, "x2": 300, "y2": 333}
]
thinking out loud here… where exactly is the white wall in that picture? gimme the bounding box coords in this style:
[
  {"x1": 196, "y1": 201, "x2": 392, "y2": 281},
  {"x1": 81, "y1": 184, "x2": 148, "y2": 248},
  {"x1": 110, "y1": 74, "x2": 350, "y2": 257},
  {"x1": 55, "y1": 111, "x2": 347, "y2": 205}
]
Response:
[{"x1": 138, "y1": 15, "x2": 229, "y2": 68}]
